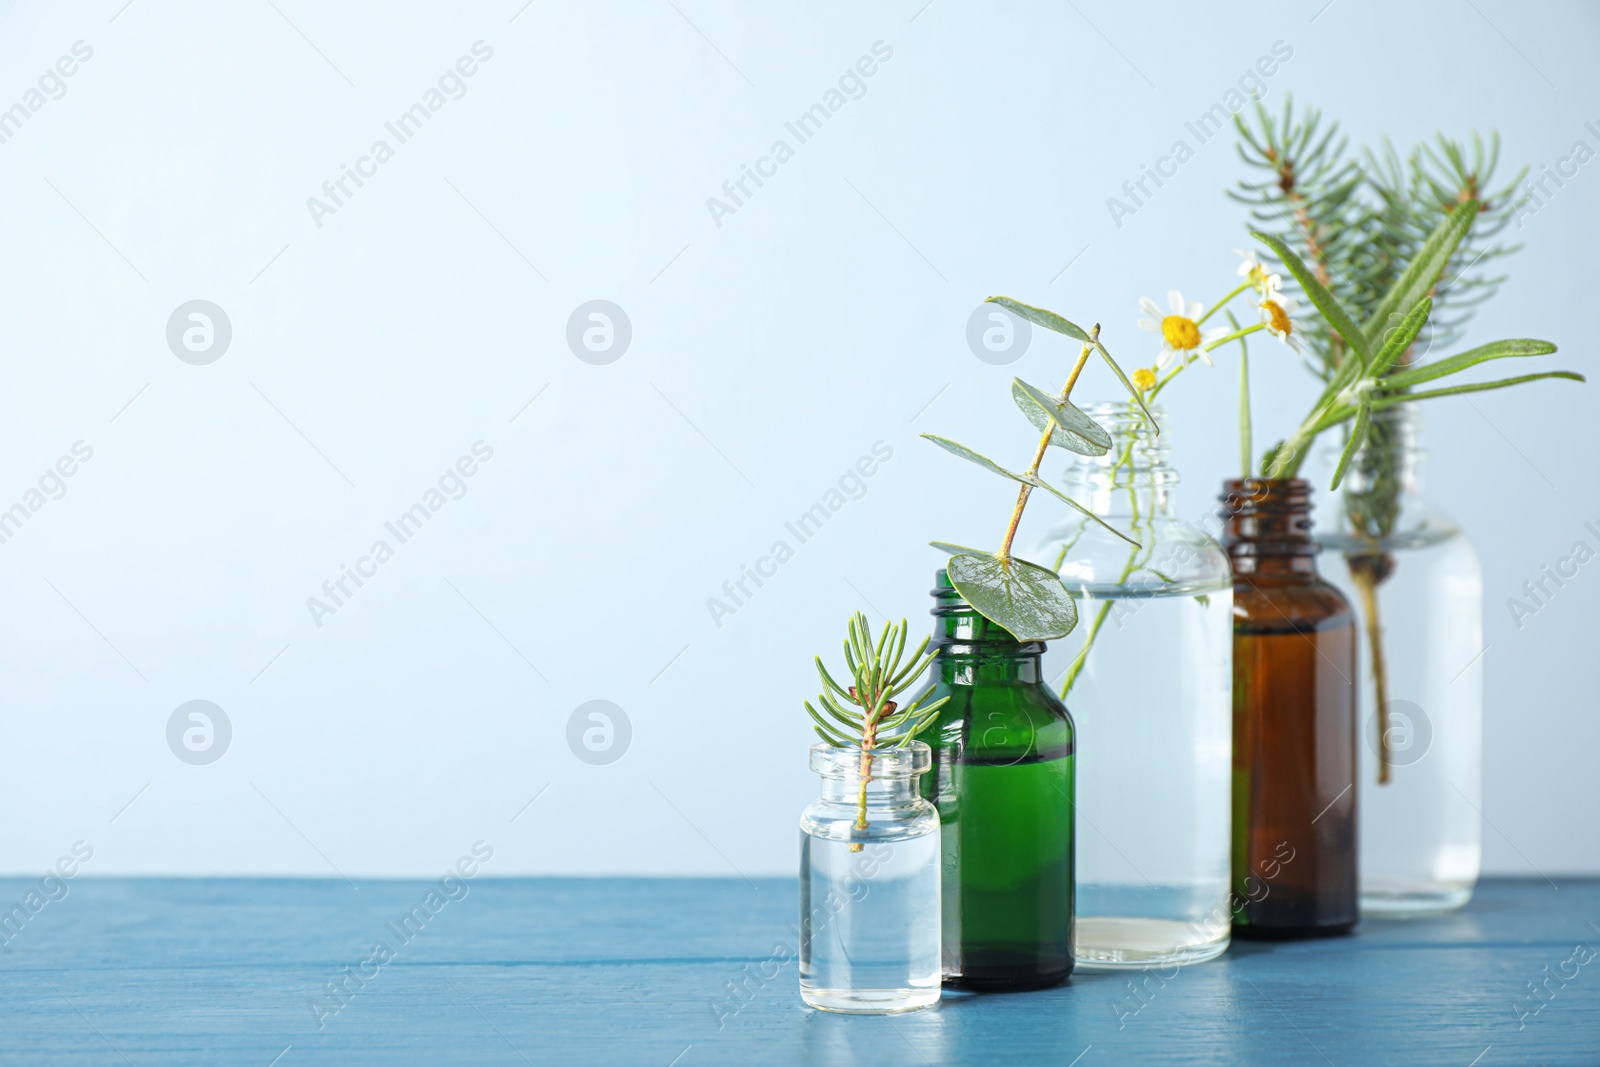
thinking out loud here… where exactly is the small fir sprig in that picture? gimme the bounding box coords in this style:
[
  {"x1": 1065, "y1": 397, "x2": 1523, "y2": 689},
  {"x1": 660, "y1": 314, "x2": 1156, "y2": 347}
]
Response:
[
  {"x1": 921, "y1": 303, "x2": 1146, "y2": 642},
  {"x1": 805, "y1": 613, "x2": 949, "y2": 847},
  {"x1": 1230, "y1": 96, "x2": 1524, "y2": 382}
]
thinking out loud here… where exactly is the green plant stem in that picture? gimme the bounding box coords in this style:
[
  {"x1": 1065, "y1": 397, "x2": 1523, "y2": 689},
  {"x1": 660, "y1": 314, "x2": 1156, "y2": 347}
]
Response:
[
  {"x1": 1062, "y1": 601, "x2": 1113, "y2": 699},
  {"x1": 1147, "y1": 361, "x2": 1187, "y2": 400},
  {"x1": 850, "y1": 690, "x2": 891, "y2": 851},
  {"x1": 1204, "y1": 322, "x2": 1266, "y2": 350},
  {"x1": 997, "y1": 326, "x2": 1098, "y2": 561},
  {"x1": 1146, "y1": 321, "x2": 1267, "y2": 405},
  {"x1": 1196, "y1": 281, "x2": 1252, "y2": 326},
  {"x1": 1059, "y1": 410, "x2": 1160, "y2": 699},
  {"x1": 853, "y1": 746, "x2": 873, "y2": 850},
  {"x1": 1233, "y1": 310, "x2": 1253, "y2": 478},
  {"x1": 1350, "y1": 562, "x2": 1393, "y2": 785}
]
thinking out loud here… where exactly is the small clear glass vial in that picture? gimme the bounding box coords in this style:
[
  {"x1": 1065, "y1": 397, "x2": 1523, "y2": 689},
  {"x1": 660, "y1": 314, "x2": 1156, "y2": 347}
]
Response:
[{"x1": 799, "y1": 742, "x2": 941, "y2": 1014}]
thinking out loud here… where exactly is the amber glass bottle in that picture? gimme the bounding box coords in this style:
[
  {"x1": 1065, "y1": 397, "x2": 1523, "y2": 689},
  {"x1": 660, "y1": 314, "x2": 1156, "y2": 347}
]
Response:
[{"x1": 1221, "y1": 479, "x2": 1358, "y2": 939}]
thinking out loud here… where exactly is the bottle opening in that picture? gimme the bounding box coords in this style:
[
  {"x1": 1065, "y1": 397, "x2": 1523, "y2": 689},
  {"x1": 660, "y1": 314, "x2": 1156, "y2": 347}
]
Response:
[
  {"x1": 1219, "y1": 478, "x2": 1317, "y2": 559},
  {"x1": 809, "y1": 742, "x2": 932, "y2": 780}
]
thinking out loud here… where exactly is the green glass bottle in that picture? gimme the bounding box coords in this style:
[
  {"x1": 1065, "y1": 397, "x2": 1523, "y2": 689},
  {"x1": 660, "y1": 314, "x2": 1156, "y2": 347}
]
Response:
[{"x1": 908, "y1": 570, "x2": 1075, "y2": 991}]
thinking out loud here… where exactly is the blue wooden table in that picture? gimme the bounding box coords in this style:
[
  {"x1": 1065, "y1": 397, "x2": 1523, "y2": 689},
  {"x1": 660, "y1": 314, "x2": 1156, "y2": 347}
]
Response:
[{"x1": 1, "y1": 877, "x2": 1595, "y2": 1065}]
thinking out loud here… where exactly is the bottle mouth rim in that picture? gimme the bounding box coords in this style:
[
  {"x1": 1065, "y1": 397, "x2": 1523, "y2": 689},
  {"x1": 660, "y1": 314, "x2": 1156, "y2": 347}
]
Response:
[
  {"x1": 1218, "y1": 477, "x2": 1312, "y2": 508},
  {"x1": 1075, "y1": 399, "x2": 1168, "y2": 418},
  {"x1": 809, "y1": 741, "x2": 931, "y2": 778},
  {"x1": 929, "y1": 569, "x2": 1046, "y2": 648}
]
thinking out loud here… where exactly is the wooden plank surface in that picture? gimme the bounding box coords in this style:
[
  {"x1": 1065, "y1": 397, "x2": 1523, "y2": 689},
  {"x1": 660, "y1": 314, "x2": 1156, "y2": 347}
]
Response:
[{"x1": 0, "y1": 877, "x2": 1595, "y2": 1065}]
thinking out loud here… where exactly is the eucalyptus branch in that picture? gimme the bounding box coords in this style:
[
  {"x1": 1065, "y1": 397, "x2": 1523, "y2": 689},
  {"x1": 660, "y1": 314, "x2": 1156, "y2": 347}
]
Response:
[
  {"x1": 921, "y1": 299, "x2": 1144, "y2": 643},
  {"x1": 997, "y1": 328, "x2": 1097, "y2": 561}
]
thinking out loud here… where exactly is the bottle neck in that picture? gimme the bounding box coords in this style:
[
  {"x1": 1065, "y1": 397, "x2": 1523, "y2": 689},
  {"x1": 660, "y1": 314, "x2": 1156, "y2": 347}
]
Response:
[
  {"x1": 1063, "y1": 401, "x2": 1177, "y2": 518},
  {"x1": 815, "y1": 773, "x2": 924, "y2": 806},
  {"x1": 929, "y1": 572, "x2": 1047, "y2": 682},
  {"x1": 1220, "y1": 478, "x2": 1319, "y2": 576},
  {"x1": 810, "y1": 744, "x2": 927, "y2": 806}
]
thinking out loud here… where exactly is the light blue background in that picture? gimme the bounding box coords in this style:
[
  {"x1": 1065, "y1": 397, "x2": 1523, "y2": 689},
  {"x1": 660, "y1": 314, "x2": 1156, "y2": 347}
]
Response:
[{"x1": 0, "y1": 0, "x2": 1594, "y2": 878}]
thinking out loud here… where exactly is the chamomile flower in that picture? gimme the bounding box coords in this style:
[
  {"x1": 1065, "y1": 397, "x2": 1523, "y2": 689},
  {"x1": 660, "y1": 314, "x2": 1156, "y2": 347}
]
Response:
[
  {"x1": 1259, "y1": 293, "x2": 1305, "y2": 353},
  {"x1": 1132, "y1": 367, "x2": 1157, "y2": 392},
  {"x1": 1138, "y1": 290, "x2": 1229, "y2": 370},
  {"x1": 1235, "y1": 250, "x2": 1283, "y2": 299}
]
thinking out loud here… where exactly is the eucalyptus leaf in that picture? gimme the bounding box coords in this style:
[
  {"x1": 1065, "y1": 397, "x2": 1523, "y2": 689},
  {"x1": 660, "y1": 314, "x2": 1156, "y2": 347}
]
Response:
[
  {"x1": 947, "y1": 553, "x2": 1079, "y2": 642},
  {"x1": 923, "y1": 436, "x2": 1139, "y2": 547},
  {"x1": 920, "y1": 434, "x2": 1015, "y2": 482},
  {"x1": 1380, "y1": 338, "x2": 1558, "y2": 391},
  {"x1": 1252, "y1": 231, "x2": 1372, "y2": 367},
  {"x1": 929, "y1": 541, "x2": 993, "y2": 558},
  {"x1": 1011, "y1": 379, "x2": 1112, "y2": 456},
  {"x1": 984, "y1": 296, "x2": 1092, "y2": 341},
  {"x1": 1094, "y1": 341, "x2": 1158, "y2": 433},
  {"x1": 1363, "y1": 199, "x2": 1479, "y2": 348},
  {"x1": 1017, "y1": 474, "x2": 1140, "y2": 547},
  {"x1": 1329, "y1": 399, "x2": 1370, "y2": 491}
]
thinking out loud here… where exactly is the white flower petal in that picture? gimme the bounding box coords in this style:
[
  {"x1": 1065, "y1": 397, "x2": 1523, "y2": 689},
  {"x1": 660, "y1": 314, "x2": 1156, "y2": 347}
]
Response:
[
  {"x1": 1168, "y1": 290, "x2": 1185, "y2": 314},
  {"x1": 1139, "y1": 296, "x2": 1163, "y2": 319},
  {"x1": 1156, "y1": 349, "x2": 1176, "y2": 369},
  {"x1": 1188, "y1": 300, "x2": 1204, "y2": 321}
]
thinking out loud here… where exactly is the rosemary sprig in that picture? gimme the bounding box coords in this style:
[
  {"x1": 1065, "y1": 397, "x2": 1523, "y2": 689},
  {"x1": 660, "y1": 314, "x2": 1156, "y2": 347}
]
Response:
[
  {"x1": 1249, "y1": 214, "x2": 1580, "y2": 784},
  {"x1": 1232, "y1": 100, "x2": 1536, "y2": 782},
  {"x1": 805, "y1": 612, "x2": 948, "y2": 848}
]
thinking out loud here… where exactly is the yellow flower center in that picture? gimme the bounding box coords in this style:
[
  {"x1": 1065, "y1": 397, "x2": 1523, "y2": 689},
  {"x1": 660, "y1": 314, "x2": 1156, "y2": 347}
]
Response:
[
  {"x1": 1247, "y1": 264, "x2": 1270, "y2": 292},
  {"x1": 1132, "y1": 368, "x2": 1157, "y2": 392},
  {"x1": 1161, "y1": 315, "x2": 1201, "y2": 351},
  {"x1": 1262, "y1": 299, "x2": 1292, "y2": 337}
]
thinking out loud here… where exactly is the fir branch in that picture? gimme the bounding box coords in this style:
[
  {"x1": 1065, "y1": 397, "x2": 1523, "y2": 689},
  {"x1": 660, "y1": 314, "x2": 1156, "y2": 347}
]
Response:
[{"x1": 807, "y1": 612, "x2": 949, "y2": 847}]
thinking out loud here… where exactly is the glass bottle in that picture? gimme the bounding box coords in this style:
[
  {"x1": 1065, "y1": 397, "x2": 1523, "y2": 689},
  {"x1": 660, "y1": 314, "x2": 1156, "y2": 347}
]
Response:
[
  {"x1": 1222, "y1": 478, "x2": 1358, "y2": 938},
  {"x1": 798, "y1": 742, "x2": 941, "y2": 1013},
  {"x1": 908, "y1": 574, "x2": 1074, "y2": 991},
  {"x1": 1315, "y1": 403, "x2": 1483, "y2": 916},
  {"x1": 1034, "y1": 402, "x2": 1234, "y2": 968}
]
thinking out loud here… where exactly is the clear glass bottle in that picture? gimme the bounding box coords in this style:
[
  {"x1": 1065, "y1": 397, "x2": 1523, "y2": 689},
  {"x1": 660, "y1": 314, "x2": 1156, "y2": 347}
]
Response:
[
  {"x1": 1315, "y1": 403, "x2": 1483, "y2": 916},
  {"x1": 798, "y1": 742, "x2": 941, "y2": 1013},
  {"x1": 908, "y1": 574, "x2": 1075, "y2": 992},
  {"x1": 1035, "y1": 402, "x2": 1234, "y2": 968},
  {"x1": 1223, "y1": 478, "x2": 1359, "y2": 938}
]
